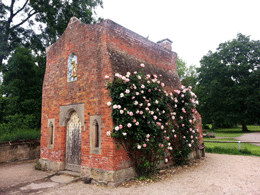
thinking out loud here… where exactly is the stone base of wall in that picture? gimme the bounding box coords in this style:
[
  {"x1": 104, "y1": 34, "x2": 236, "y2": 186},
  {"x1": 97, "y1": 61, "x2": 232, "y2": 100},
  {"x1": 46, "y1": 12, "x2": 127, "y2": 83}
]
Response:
[
  {"x1": 39, "y1": 148, "x2": 205, "y2": 187},
  {"x1": 39, "y1": 158, "x2": 65, "y2": 171},
  {"x1": 188, "y1": 148, "x2": 205, "y2": 160},
  {"x1": 81, "y1": 166, "x2": 136, "y2": 187},
  {"x1": 0, "y1": 140, "x2": 40, "y2": 163}
]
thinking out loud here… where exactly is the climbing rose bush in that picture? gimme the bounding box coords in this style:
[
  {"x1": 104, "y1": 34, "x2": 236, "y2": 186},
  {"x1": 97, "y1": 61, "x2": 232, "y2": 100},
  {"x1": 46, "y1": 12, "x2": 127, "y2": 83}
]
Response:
[{"x1": 106, "y1": 64, "x2": 200, "y2": 176}]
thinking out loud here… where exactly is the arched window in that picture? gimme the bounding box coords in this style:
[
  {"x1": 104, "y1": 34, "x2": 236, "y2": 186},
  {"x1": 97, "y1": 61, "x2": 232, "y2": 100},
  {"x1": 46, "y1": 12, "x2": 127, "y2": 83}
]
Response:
[{"x1": 90, "y1": 116, "x2": 101, "y2": 154}]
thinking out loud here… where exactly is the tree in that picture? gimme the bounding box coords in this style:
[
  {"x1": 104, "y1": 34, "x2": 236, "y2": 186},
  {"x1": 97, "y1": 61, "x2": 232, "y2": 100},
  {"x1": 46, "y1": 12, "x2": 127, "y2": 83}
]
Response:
[
  {"x1": 177, "y1": 57, "x2": 198, "y2": 89},
  {"x1": 197, "y1": 33, "x2": 260, "y2": 131},
  {"x1": 0, "y1": 47, "x2": 43, "y2": 129},
  {"x1": 0, "y1": 0, "x2": 103, "y2": 68}
]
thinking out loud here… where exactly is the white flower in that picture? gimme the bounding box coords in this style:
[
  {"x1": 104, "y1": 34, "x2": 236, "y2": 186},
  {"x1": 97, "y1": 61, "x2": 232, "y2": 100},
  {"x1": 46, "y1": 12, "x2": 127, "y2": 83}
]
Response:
[
  {"x1": 141, "y1": 84, "x2": 145, "y2": 89},
  {"x1": 117, "y1": 105, "x2": 121, "y2": 109},
  {"x1": 153, "y1": 115, "x2": 157, "y2": 120},
  {"x1": 115, "y1": 73, "x2": 119, "y2": 77},
  {"x1": 134, "y1": 101, "x2": 138, "y2": 105},
  {"x1": 115, "y1": 126, "x2": 119, "y2": 131},
  {"x1": 138, "y1": 75, "x2": 142, "y2": 80},
  {"x1": 120, "y1": 110, "x2": 124, "y2": 114},
  {"x1": 147, "y1": 103, "x2": 151, "y2": 107},
  {"x1": 113, "y1": 104, "x2": 118, "y2": 109},
  {"x1": 125, "y1": 89, "x2": 130, "y2": 94},
  {"x1": 106, "y1": 131, "x2": 111, "y2": 136},
  {"x1": 165, "y1": 158, "x2": 168, "y2": 163},
  {"x1": 122, "y1": 132, "x2": 127, "y2": 136},
  {"x1": 136, "y1": 92, "x2": 139, "y2": 95},
  {"x1": 140, "y1": 63, "x2": 145, "y2": 67},
  {"x1": 139, "y1": 103, "x2": 143, "y2": 107},
  {"x1": 120, "y1": 93, "x2": 124, "y2": 98},
  {"x1": 188, "y1": 144, "x2": 192, "y2": 147},
  {"x1": 107, "y1": 101, "x2": 112, "y2": 106},
  {"x1": 145, "y1": 107, "x2": 149, "y2": 111},
  {"x1": 141, "y1": 90, "x2": 144, "y2": 93},
  {"x1": 135, "y1": 122, "x2": 139, "y2": 126},
  {"x1": 150, "y1": 111, "x2": 154, "y2": 115},
  {"x1": 155, "y1": 100, "x2": 159, "y2": 104},
  {"x1": 134, "y1": 71, "x2": 137, "y2": 74},
  {"x1": 137, "y1": 145, "x2": 141, "y2": 149},
  {"x1": 127, "y1": 123, "x2": 132, "y2": 128},
  {"x1": 105, "y1": 75, "x2": 109, "y2": 78},
  {"x1": 126, "y1": 72, "x2": 131, "y2": 76}
]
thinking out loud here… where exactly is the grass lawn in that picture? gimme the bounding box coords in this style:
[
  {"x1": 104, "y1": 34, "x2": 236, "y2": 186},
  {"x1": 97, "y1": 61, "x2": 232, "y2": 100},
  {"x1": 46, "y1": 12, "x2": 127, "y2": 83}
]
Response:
[
  {"x1": 204, "y1": 125, "x2": 260, "y2": 156},
  {"x1": 212, "y1": 125, "x2": 260, "y2": 138}
]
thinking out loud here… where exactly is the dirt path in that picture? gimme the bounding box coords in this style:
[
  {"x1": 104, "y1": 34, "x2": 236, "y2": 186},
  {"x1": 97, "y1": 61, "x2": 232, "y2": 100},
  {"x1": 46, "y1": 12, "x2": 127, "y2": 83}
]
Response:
[
  {"x1": 40, "y1": 153, "x2": 260, "y2": 195},
  {"x1": 237, "y1": 132, "x2": 260, "y2": 146},
  {"x1": 0, "y1": 160, "x2": 50, "y2": 191}
]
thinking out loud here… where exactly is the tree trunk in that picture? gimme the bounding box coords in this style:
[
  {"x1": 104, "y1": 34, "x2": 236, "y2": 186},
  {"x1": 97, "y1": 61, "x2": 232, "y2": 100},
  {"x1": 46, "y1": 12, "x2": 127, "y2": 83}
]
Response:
[
  {"x1": 242, "y1": 124, "x2": 249, "y2": 132},
  {"x1": 211, "y1": 121, "x2": 215, "y2": 130}
]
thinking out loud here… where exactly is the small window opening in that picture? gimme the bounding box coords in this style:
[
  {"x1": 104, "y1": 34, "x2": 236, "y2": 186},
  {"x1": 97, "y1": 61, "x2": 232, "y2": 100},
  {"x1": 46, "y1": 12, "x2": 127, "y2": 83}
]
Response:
[
  {"x1": 95, "y1": 121, "x2": 99, "y2": 148},
  {"x1": 50, "y1": 123, "x2": 54, "y2": 145}
]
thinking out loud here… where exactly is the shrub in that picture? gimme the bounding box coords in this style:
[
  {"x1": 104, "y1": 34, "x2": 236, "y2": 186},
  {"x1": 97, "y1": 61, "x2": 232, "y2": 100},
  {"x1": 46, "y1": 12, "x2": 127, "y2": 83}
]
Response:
[{"x1": 106, "y1": 64, "x2": 201, "y2": 176}]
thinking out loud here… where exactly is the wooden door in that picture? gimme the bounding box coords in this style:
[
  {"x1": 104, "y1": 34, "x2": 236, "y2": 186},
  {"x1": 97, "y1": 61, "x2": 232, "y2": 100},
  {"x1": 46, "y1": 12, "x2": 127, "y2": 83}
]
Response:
[{"x1": 66, "y1": 112, "x2": 81, "y2": 172}]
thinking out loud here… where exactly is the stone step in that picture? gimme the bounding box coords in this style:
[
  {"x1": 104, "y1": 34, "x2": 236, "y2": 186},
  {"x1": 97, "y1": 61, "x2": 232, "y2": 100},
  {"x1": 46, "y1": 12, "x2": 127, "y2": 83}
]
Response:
[{"x1": 59, "y1": 170, "x2": 81, "y2": 177}]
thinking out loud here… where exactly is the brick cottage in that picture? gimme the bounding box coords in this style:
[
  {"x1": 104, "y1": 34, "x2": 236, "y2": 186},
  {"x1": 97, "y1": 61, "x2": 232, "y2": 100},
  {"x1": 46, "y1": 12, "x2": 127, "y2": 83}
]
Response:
[{"x1": 39, "y1": 17, "x2": 203, "y2": 186}]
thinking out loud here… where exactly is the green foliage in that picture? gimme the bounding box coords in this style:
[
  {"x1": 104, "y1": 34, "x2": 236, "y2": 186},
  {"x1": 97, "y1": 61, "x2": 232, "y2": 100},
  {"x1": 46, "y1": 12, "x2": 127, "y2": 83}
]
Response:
[
  {"x1": 0, "y1": 128, "x2": 40, "y2": 142},
  {"x1": 0, "y1": 1, "x2": 103, "y2": 141},
  {"x1": 197, "y1": 33, "x2": 260, "y2": 130},
  {"x1": 176, "y1": 57, "x2": 198, "y2": 89},
  {"x1": 106, "y1": 64, "x2": 200, "y2": 176},
  {"x1": 0, "y1": 0, "x2": 103, "y2": 67},
  {"x1": 0, "y1": 47, "x2": 43, "y2": 130}
]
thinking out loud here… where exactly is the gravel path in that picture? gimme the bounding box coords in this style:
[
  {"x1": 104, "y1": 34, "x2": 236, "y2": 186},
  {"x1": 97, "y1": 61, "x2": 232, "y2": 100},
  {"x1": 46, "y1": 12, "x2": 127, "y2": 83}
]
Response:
[
  {"x1": 237, "y1": 132, "x2": 260, "y2": 146},
  {"x1": 41, "y1": 153, "x2": 260, "y2": 195}
]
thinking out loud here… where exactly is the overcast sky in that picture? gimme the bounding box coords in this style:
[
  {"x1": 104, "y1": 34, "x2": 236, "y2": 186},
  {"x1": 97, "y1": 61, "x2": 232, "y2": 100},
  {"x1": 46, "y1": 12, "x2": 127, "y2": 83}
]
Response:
[{"x1": 96, "y1": 0, "x2": 260, "y2": 67}]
